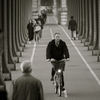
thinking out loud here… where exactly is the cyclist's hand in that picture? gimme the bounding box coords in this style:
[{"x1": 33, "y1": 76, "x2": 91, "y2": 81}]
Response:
[
  {"x1": 46, "y1": 59, "x2": 50, "y2": 62},
  {"x1": 63, "y1": 59, "x2": 67, "y2": 62},
  {"x1": 60, "y1": 58, "x2": 70, "y2": 62},
  {"x1": 50, "y1": 58, "x2": 56, "y2": 62},
  {"x1": 59, "y1": 59, "x2": 67, "y2": 62},
  {"x1": 67, "y1": 58, "x2": 70, "y2": 61},
  {"x1": 64, "y1": 59, "x2": 68, "y2": 62}
]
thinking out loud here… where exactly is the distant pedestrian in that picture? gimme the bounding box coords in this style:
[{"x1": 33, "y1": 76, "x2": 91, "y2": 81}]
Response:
[
  {"x1": 37, "y1": 15, "x2": 44, "y2": 27},
  {"x1": 68, "y1": 16, "x2": 77, "y2": 40},
  {"x1": 34, "y1": 20, "x2": 42, "y2": 43},
  {"x1": 41, "y1": 10, "x2": 47, "y2": 24},
  {"x1": 36, "y1": 15, "x2": 44, "y2": 39},
  {"x1": 9, "y1": 60, "x2": 44, "y2": 100},
  {"x1": 27, "y1": 19, "x2": 34, "y2": 43}
]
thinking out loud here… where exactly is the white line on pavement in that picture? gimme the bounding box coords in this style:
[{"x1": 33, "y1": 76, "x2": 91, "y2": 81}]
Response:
[
  {"x1": 50, "y1": 28, "x2": 54, "y2": 39},
  {"x1": 59, "y1": 25, "x2": 100, "y2": 86},
  {"x1": 30, "y1": 42, "x2": 36, "y2": 64},
  {"x1": 47, "y1": 17, "x2": 49, "y2": 23},
  {"x1": 53, "y1": 16, "x2": 58, "y2": 24}
]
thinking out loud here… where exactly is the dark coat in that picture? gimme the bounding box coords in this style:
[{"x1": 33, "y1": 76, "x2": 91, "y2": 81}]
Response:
[
  {"x1": 42, "y1": 13, "x2": 47, "y2": 19},
  {"x1": 37, "y1": 17, "x2": 44, "y2": 26},
  {"x1": 46, "y1": 39, "x2": 70, "y2": 60},
  {"x1": 10, "y1": 74, "x2": 44, "y2": 100},
  {"x1": 27, "y1": 23, "x2": 34, "y2": 41},
  {"x1": 68, "y1": 19, "x2": 77, "y2": 31}
]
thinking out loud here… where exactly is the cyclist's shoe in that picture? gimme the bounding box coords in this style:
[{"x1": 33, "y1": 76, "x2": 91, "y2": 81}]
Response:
[
  {"x1": 74, "y1": 37, "x2": 76, "y2": 40},
  {"x1": 61, "y1": 87, "x2": 65, "y2": 91},
  {"x1": 50, "y1": 77, "x2": 54, "y2": 81}
]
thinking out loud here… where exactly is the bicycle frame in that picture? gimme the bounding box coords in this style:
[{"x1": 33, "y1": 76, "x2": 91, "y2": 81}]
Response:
[
  {"x1": 54, "y1": 68, "x2": 63, "y2": 96},
  {"x1": 49, "y1": 59, "x2": 69, "y2": 97}
]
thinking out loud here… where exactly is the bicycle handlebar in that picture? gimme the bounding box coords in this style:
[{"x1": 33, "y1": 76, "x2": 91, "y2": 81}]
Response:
[
  {"x1": 47, "y1": 58, "x2": 70, "y2": 62},
  {"x1": 59, "y1": 58, "x2": 70, "y2": 62}
]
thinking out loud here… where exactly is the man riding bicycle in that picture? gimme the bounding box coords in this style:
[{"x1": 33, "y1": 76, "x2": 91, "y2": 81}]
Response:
[{"x1": 46, "y1": 33, "x2": 70, "y2": 90}]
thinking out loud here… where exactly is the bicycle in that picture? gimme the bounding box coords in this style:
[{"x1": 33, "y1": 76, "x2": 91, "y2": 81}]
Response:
[
  {"x1": 50, "y1": 59, "x2": 69, "y2": 97},
  {"x1": 53, "y1": 67, "x2": 63, "y2": 96}
]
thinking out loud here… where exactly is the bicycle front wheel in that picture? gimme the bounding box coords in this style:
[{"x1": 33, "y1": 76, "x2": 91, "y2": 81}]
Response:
[
  {"x1": 58, "y1": 76, "x2": 62, "y2": 96},
  {"x1": 54, "y1": 82, "x2": 58, "y2": 94},
  {"x1": 58, "y1": 86, "x2": 62, "y2": 96}
]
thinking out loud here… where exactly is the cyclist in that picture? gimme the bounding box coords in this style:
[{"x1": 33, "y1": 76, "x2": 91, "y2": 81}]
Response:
[{"x1": 46, "y1": 33, "x2": 70, "y2": 90}]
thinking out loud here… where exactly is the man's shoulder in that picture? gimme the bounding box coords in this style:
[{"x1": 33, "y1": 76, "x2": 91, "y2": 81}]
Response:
[
  {"x1": 60, "y1": 40, "x2": 65, "y2": 44},
  {"x1": 29, "y1": 75, "x2": 42, "y2": 83},
  {"x1": 48, "y1": 39, "x2": 55, "y2": 44},
  {"x1": 32, "y1": 77, "x2": 42, "y2": 86},
  {"x1": 35, "y1": 78, "x2": 42, "y2": 83},
  {"x1": 15, "y1": 75, "x2": 42, "y2": 84},
  {"x1": 72, "y1": 19, "x2": 76, "y2": 22},
  {"x1": 70, "y1": 19, "x2": 76, "y2": 22},
  {"x1": 28, "y1": 75, "x2": 42, "y2": 83}
]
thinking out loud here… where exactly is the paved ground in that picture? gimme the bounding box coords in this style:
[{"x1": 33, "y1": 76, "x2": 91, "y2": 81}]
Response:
[{"x1": 6, "y1": 15, "x2": 100, "y2": 100}]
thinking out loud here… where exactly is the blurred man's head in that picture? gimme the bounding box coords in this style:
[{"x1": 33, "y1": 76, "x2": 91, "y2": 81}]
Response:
[
  {"x1": 20, "y1": 60, "x2": 32, "y2": 73},
  {"x1": 54, "y1": 33, "x2": 61, "y2": 42},
  {"x1": 71, "y1": 16, "x2": 74, "y2": 19},
  {"x1": 29, "y1": 19, "x2": 32, "y2": 23}
]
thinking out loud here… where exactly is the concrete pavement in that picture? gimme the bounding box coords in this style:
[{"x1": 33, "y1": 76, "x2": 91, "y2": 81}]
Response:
[{"x1": 6, "y1": 15, "x2": 100, "y2": 100}]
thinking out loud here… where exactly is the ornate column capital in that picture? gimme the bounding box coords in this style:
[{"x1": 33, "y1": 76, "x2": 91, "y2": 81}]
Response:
[
  {"x1": 53, "y1": 0, "x2": 57, "y2": 15},
  {"x1": 60, "y1": 0, "x2": 67, "y2": 25}
]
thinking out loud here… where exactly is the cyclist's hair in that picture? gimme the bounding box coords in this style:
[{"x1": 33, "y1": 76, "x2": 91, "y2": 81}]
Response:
[{"x1": 54, "y1": 33, "x2": 60, "y2": 36}]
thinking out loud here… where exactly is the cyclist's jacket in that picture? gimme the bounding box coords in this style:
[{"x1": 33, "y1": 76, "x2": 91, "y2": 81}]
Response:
[{"x1": 46, "y1": 39, "x2": 70, "y2": 60}]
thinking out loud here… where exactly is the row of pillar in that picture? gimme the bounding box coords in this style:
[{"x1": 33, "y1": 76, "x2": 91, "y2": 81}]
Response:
[
  {"x1": 32, "y1": 0, "x2": 38, "y2": 19},
  {"x1": 53, "y1": 0, "x2": 67, "y2": 25},
  {"x1": 0, "y1": 0, "x2": 32, "y2": 89},
  {"x1": 67, "y1": 0, "x2": 100, "y2": 61}
]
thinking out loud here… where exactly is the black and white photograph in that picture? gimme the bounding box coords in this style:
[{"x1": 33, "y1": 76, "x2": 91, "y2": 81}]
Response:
[{"x1": 0, "y1": 0, "x2": 100, "y2": 100}]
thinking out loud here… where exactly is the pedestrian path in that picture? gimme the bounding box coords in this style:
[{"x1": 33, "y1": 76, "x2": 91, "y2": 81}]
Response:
[
  {"x1": 5, "y1": 42, "x2": 34, "y2": 94},
  {"x1": 6, "y1": 15, "x2": 100, "y2": 100}
]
